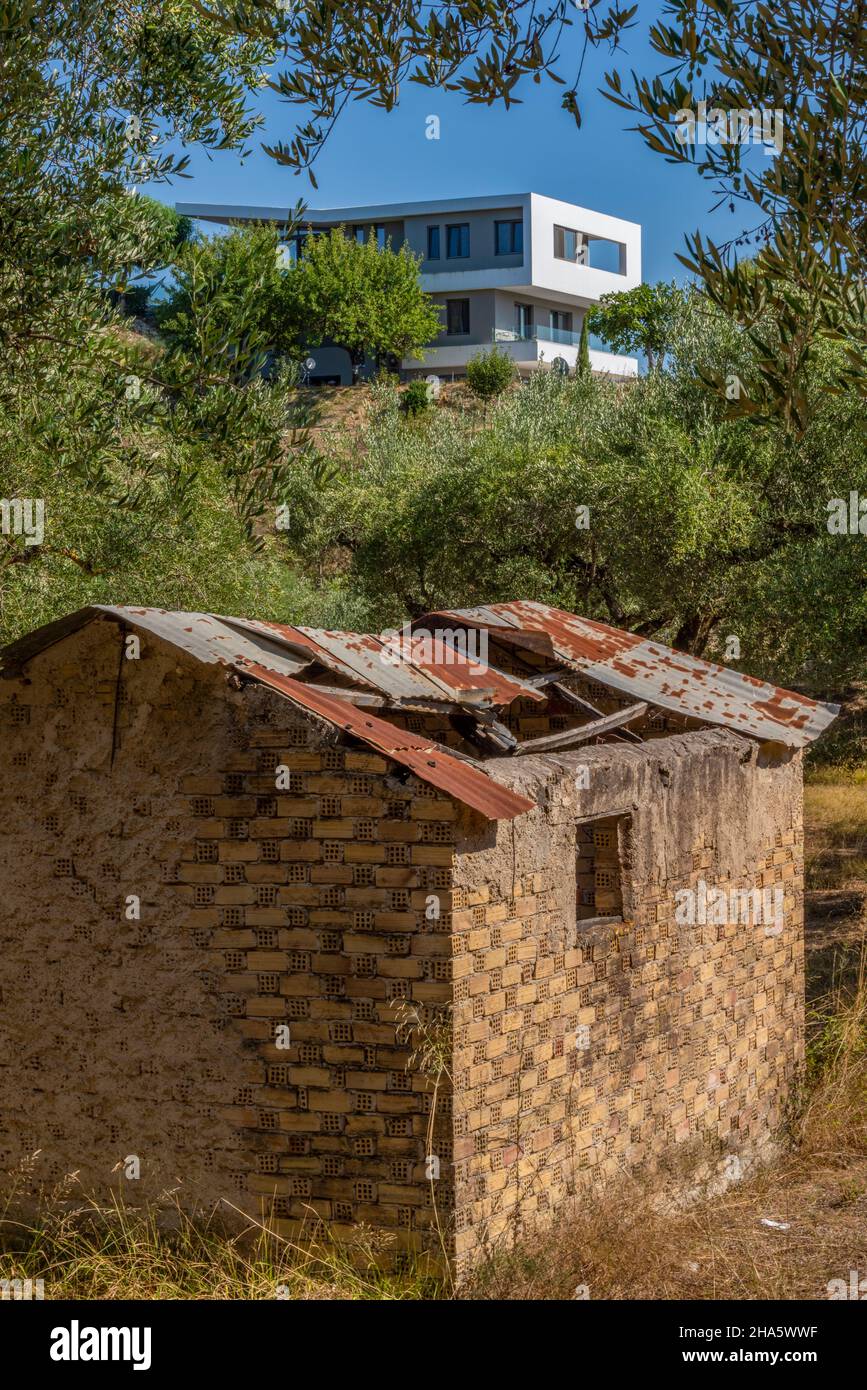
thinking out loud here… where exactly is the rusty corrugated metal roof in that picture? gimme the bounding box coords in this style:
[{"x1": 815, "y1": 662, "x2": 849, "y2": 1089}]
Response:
[
  {"x1": 415, "y1": 601, "x2": 839, "y2": 748},
  {"x1": 0, "y1": 606, "x2": 313, "y2": 680},
  {"x1": 0, "y1": 605, "x2": 535, "y2": 820},
  {"x1": 1, "y1": 597, "x2": 839, "y2": 784},
  {"x1": 214, "y1": 616, "x2": 543, "y2": 707},
  {"x1": 0, "y1": 607, "x2": 541, "y2": 709},
  {"x1": 240, "y1": 661, "x2": 535, "y2": 821}
]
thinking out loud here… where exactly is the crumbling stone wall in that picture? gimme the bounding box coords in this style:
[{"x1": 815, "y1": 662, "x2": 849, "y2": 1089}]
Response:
[{"x1": 448, "y1": 731, "x2": 804, "y2": 1273}]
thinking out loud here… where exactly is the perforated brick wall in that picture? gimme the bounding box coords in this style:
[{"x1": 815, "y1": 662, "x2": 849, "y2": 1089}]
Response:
[
  {"x1": 0, "y1": 621, "x2": 806, "y2": 1280},
  {"x1": 0, "y1": 622, "x2": 455, "y2": 1266},
  {"x1": 448, "y1": 733, "x2": 805, "y2": 1274},
  {"x1": 184, "y1": 684, "x2": 456, "y2": 1260}
]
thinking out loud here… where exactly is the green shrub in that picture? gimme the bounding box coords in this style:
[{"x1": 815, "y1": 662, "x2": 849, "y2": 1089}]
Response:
[
  {"x1": 402, "y1": 380, "x2": 432, "y2": 415},
  {"x1": 466, "y1": 346, "x2": 515, "y2": 400}
]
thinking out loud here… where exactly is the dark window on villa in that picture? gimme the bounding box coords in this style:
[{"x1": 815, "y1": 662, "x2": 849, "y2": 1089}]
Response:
[
  {"x1": 554, "y1": 224, "x2": 588, "y2": 264},
  {"x1": 495, "y1": 220, "x2": 523, "y2": 254},
  {"x1": 576, "y1": 814, "x2": 630, "y2": 922},
  {"x1": 354, "y1": 224, "x2": 386, "y2": 248},
  {"x1": 446, "y1": 299, "x2": 470, "y2": 335},
  {"x1": 446, "y1": 223, "x2": 470, "y2": 258},
  {"x1": 551, "y1": 310, "x2": 573, "y2": 334},
  {"x1": 427, "y1": 226, "x2": 441, "y2": 260},
  {"x1": 515, "y1": 303, "x2": 533, "y2": 338}
]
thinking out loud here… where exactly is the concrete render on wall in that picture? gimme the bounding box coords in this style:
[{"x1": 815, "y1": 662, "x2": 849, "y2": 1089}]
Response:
[
  {"x1": 0, "y1": 623, "x2": 268, "y2": 1210},
  {"x1": 454, "y1": 731, "x2": 803, "y2": 916}
]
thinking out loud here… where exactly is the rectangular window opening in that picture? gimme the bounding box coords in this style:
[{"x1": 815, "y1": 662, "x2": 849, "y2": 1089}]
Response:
[
  {"x1": 554, "y1": 225, "x2": 626, "y2": 274},
  {"x1": 446, "y1": 223, "x2": 470, "y2": 258},
  {"x1": 554, "y1": 224, "x2": 588, "y2": 264},
  {"x1": 354, "y1": 224, "x2": 387, "y2": 248},
  {"x1": 576, "y1": 813, "x2": 631, "y2": 923},
  {"x1": 515, "y1": 302, "x2": 533, "y2": 338},
  {"x1": 445, "y1": 298, "x2": 470, "y2": 335},
  {"x1": 495, "y1": 220, "x2": 523, "y2": 255}
]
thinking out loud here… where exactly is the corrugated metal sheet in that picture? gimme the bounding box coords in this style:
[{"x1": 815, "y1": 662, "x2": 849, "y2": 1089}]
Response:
[
  {"x1": 216, "y1": 617, "x2": 543, "y2": 707},
  {"x1": 0, "y1": 606, "x2": 535, "y2": 820},
  {"x1": 214, "y1": 617, "x2": 374, "y2": 687},
  {"x1": 1, "y1": 597, "x2": 839, "y2": 784},
  {"x1": 416, "y1": 601, "x2": 839, "y2": 749},
  {"x1": 1, "y1": 606, "x2": 539, "y2": 709},
  {"x1": 0, "y1": 606, "x2": 314, "y2": 680},
  {"x1": 295, "y1": 629, "x2": 461, "y2": 701},
  {"x1": 239, "y1": 661, "x2": 535, "y2": 820}
]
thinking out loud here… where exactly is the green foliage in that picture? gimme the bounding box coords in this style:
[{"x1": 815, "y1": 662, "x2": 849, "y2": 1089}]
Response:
[
  {"x1": 0, "y1": 1, "x2": 272, "y2": 362},
  {"x1": 577, "y1": 316, "x2": 591, "y2": 377},
  {"x1": 208, "y1": 0, "x2": 638, "y2": 185},
  {"x1": 119, "y1": 196, "x2": 196, "y2": 276},
  {"x1": 602, "y1": 0, "x2": 866, "y2": 425},
  {"x1": 157, "y1": 221, "x2": 442, "y2": 386},
  {"x1": 466, "y1": 347, "x2": 516, "y2": 400},
  {"x1": 588, "y1": 282, "x2": 685, "y2": 371},
  {"x1": 109, "y1": 196, "x2": 196, "y2": 316},
  {"x1": 282, "y1": 229, "x2": 441, "y2": 375},
  {"x1": 2, "y1": 0, "x2": 862, "y2": 694},
  {"x1": 0, "y1": 354, "x2": 332, "y2": 646},
  {"x1": 221, "y1": 0, "x2": 864, "y2": 426},
  {"x1": 279, "y1": 295, "x2": 867, "y2": 687},
  {"x1": 0, "y1": 7, "x2": 337, "y2": 638},
  {"x1": 156, "y1": 224, "x2": 295, "y2": 376},
  {"x1": 402, "y1": 380, "x2": 432, "y2": 416}
]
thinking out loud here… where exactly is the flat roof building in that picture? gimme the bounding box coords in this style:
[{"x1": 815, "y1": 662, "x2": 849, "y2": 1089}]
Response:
[{"x1": 177, "y1": 192, "x2": 642, "y2": 383}]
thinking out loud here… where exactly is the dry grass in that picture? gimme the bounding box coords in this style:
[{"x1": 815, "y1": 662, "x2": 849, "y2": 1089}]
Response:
[
  {"x1": 805, "y1": 783, "x2": 867, "y2": 892},
  {"x1": 291, "y1": 377, "x2": 501, "y2": 452},
  {"x1": 3, "y1": 965, "x2": 864, "y2": 1301},
  {"x1": 3, "y1": 967, "x2": 861, "y2": 1301},
  {"x1": 462, "y1": 1156, "x2": 867, "y2": 1301},
  {"x1": 804, "y1": 780, "x2": 867, "y2": 999},
  {"x1": 0, "y1": 1189, "x2": 442, "y2": 1300}
]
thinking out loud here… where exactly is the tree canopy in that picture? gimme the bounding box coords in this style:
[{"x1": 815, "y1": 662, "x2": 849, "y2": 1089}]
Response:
[
  {"x1": 588, "y1": 282, "x2": 685, "y2": 371},
  {"x1": 602, "y1": 0, "x2": 866, "y2": 427},
  {"x1": 1, "y1": 0, "x2": 863, "y2": 698},
  {"x1": 282, "y1": 229, "x2": 443, "y2": 375},
  {"x1": 275, "y1": 286, "x2": 866, "y2": 688}
]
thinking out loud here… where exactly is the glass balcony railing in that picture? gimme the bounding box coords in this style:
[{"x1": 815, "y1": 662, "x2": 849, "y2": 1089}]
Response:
[{"x1": 494, "y1": 325, "x2": 582, "y2": 347}]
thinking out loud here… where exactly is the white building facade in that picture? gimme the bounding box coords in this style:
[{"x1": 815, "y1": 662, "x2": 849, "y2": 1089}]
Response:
[{"x1": 176, "y1": 192, "x2": 642, "y2": 383}]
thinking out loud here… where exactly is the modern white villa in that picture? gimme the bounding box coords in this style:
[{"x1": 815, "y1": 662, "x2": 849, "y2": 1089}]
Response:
[{"x1": 176, "y1": 192, "x2": 642, "y2": 383}]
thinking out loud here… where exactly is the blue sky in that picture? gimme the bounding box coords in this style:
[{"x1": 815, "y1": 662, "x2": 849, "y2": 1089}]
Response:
[{"x1": 148, "y1": 8, "x2": 758, "y2": 284}]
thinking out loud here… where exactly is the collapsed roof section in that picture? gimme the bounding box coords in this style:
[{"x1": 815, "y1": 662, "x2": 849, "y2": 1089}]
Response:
[
  {"x1": 240, "y1": 661, "x2": 535, "y2": 821},
  {"x1": 0, "y1": 606, "x2": 535, "y2": 821},
  {"x1": 215, "y1": 615, "x2": 544, "y2": 708},
  {"x1": 414, "y1": 601, "x2": 840, "y2": 750},
  {"x1": 0, "y1": 601, "x2": 839, "y2": 818}
]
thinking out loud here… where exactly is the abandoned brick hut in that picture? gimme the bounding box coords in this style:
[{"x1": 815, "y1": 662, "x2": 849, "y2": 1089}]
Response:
[{"x1": 0, "y1": 601, "x2": 838, "y2": 1274}]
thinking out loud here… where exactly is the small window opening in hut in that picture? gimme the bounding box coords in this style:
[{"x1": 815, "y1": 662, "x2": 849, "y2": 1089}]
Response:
[{"x1": 576, "y1": 814, "x2": 631, "y2": 922}]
